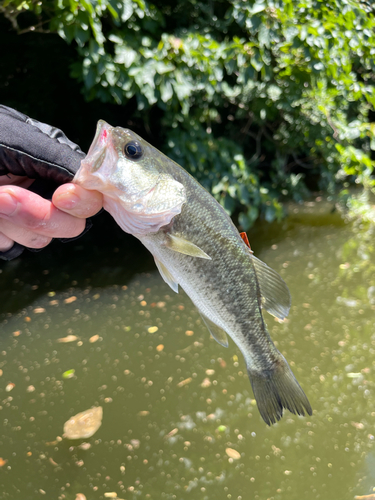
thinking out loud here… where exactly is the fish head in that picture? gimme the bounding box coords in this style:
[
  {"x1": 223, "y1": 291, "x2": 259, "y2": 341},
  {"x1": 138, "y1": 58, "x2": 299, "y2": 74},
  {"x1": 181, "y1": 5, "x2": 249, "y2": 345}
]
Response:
[
  {"x1": 74, "y1": 120, "x2": 186, "y2": 235},
  {"x1": 74, "y1": 120, "x2": 158, "y2": 195}
]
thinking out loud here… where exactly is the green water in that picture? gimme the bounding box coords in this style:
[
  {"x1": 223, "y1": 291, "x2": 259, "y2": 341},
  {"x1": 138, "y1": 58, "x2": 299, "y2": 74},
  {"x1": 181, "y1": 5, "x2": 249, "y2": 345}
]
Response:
[{"x1": 0, "y1": 203, "x2": 375, "y2": 500}]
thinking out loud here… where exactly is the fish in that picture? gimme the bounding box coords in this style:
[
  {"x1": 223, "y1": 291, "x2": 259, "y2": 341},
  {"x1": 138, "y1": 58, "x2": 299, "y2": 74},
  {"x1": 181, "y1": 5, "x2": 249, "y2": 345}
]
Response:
[{"x1": 73, "y1": 120, "x2": 312, "y2": 425}]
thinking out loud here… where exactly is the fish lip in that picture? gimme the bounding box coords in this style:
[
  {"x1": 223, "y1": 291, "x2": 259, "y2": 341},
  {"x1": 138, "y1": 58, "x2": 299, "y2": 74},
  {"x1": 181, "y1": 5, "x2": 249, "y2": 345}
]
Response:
[
  {"x1": 73, "y1": 120, "x2": 113, "y2": 187},
  {"x1": 93, "y1": 120, "x2": 113, "y2": 148},
  {"x1": 87, "y1": 120, "x2": 113, "y2": 162}
]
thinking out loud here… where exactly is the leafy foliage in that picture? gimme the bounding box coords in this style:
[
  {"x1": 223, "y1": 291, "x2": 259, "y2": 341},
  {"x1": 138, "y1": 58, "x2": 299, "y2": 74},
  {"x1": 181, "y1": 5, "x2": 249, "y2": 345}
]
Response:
[{"x1": 2, "y1": 0, "x2": 375, "y2": 228}]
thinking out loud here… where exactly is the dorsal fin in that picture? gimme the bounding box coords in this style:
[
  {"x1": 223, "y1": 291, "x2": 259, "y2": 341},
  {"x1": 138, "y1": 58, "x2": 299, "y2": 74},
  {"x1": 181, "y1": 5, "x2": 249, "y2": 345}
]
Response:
[
  {"x1": 199, "y1": 312, "x2": 229, "y2": 347},
  {"x1": 250, "y1": 255, "x2": 291, "y2": 320}
]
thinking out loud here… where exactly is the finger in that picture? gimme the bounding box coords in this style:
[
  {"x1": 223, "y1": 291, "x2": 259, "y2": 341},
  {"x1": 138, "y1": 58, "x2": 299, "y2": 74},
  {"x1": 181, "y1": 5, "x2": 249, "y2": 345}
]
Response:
[
  {"x1": 52, "y1": 183, "x2": 103, "y2": 218},
  {"x1": 0, "y1": 231, "x2": 14, "y2": 252},
  {"x1": 0, "y1": 187, "x2": 86, "y2": 239},
  {"x1": 0, "y1": 219, "x2": 52, "y2": 249}
]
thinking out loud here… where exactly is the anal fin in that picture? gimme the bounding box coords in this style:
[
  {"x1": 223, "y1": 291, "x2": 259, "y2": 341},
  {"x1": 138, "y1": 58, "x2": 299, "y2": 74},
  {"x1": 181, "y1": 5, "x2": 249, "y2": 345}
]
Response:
[
  {"x1": 199, "y1": 312, "x2": 229, "y2": 348},
  {"x1": 154, "y1": 258, "x2": 179, "y2": 293}
]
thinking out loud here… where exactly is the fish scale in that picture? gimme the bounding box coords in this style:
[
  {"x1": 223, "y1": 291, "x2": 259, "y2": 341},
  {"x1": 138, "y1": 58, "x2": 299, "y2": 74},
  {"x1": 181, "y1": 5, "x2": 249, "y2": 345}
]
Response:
[
  {"x1": 143, "y1": 201, "x2": 275, "y2": 368},
  {"x1": 74, "y1": 119, "x2": 312, "y2": 426}
]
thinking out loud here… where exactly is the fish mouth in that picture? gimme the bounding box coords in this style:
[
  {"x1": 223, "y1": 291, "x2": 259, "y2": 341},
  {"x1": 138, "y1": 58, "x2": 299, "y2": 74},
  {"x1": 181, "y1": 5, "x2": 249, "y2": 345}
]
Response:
[
  {"x1": 90, "y1": 120, "x2": 113, "y2": 155},
  {"x1": 73, "y1": 120, "x2": 114, "y2": 189}
]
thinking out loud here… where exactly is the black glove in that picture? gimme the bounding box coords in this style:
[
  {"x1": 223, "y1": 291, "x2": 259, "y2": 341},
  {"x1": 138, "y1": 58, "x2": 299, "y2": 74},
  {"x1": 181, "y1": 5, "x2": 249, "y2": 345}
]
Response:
[{"x1": 0, "y1": 105, "x2": 87, "y2": 260}]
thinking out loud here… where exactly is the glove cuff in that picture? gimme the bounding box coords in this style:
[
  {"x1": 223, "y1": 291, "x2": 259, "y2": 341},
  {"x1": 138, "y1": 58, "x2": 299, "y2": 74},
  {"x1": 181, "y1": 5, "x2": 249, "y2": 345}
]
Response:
[{"x1": 0, "y1": 105, "x2": 85, "y2": 183}]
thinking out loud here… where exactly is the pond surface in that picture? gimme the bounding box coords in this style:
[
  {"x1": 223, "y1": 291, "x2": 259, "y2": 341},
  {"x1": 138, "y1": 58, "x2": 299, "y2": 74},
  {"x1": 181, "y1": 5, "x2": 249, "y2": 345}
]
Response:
[{"x1": 0, "y1": 202, "x2": 374, "y2": 500}]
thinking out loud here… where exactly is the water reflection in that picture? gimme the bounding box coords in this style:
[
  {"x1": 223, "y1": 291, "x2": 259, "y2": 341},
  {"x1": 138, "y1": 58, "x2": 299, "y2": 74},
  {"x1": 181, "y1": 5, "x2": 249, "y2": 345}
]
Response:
[{"x1": 0, "y1": 202, "x2": 374, "y2": 499}]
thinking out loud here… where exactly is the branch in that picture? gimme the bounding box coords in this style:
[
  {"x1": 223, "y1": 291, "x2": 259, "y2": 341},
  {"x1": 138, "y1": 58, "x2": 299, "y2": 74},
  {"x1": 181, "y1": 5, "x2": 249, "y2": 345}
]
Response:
[
  {"x1": 0, "y1": 5, "x2": 20, "y2": 32},
  {"x1": 0, "y1": 3, "x2": 51, "y2": 35},
  {"x1": 286, "y1": 154, "x2": 315, "y2": 170},
  {"x1": 17, "y1": 19, "x2": 51, "y2": 35}
]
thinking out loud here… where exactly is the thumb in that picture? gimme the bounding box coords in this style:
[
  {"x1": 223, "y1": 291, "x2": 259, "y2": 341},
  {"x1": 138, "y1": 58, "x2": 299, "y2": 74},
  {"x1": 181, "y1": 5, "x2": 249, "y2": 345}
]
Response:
[{"x1": 52, "y1": 183, "x2": 103, "y2": 218}]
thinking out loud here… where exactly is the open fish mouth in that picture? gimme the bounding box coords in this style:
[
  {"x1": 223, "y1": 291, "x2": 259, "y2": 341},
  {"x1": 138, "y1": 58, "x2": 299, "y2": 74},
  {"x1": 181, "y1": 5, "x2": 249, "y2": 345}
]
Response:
[
  {"x1": 83, "y1": 120, "x2": 113, "y2": 172},
  {"x1": 90, "y1": 120, "x2": 113, "y2": 152},
  {"x1": 73, "y1": 121, "x2": 115, "y2": 188}
]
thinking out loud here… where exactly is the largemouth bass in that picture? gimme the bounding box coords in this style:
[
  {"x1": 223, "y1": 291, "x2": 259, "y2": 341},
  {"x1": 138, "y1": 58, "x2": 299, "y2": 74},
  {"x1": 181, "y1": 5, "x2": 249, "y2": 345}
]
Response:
[{"x1": 74, "y1": 121, "x2": 312, "y2": 425}]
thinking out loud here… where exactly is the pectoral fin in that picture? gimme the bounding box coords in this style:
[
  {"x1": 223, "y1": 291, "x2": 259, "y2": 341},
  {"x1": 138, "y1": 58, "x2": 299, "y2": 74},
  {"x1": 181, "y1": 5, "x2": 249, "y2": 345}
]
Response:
[
  {"x1": 199, "y1": 312, "x2": 229, "y2": 348},
  {"x1": 154, "y1": 258, "x2": 179, "y2": 293},
  {"x1": 250, "y1": 255, "x2": 291, "y2": 320},
  {"x1": 165, "y1": 234, "x2": 211, "y2": 260}
]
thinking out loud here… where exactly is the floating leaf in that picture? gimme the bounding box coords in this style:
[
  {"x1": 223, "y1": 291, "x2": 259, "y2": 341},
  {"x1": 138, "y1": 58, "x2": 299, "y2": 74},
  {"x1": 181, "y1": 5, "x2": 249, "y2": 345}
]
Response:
[
  {"x1": 201, "y1": 378, "x2": 211, "y2": 388},
  {"x1": 64, "y1": 296, "x2": 77, "y2": 304},
  {"x1": 78, "y1": 442, "x2": 91, "y2": 450},
  {"x1": 63, "y1": 407, "x2": 103, "y2": 439},
  {"x1": 62, "y1": 369, "x2": 75, "y2": 379},
  {"x1": 225, "y1": 448, "x2": 241, "y2": 460},
  {"x1": 177, "y1": 377, "x2": 192, "y2": 387},
  {"x1": 147, "y1": 326, "x2": 158, "y2": 333},
  {"x1": 165, "y1": 428, "x2": 178, "y2": 439},
  {"x1": 57, "y1": 335, "x2": 78, "y2": 343}
]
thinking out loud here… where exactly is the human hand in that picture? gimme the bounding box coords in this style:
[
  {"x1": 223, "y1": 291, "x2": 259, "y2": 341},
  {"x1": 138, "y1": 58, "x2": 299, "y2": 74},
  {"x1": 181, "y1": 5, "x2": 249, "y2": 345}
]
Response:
[{"x1": 0, "y1": 175, "x2": 103, "y2": 252}]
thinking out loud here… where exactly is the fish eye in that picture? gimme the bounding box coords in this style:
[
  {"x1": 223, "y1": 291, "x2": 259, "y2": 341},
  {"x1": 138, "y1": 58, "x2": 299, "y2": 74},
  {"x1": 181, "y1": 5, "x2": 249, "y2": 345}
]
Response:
[{"x1": 124, "y1": 141, "x2": 143, "y2": 160}]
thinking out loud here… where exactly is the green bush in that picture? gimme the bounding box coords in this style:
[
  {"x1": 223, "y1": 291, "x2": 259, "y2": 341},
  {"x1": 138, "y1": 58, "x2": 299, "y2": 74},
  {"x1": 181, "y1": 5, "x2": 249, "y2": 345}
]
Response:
[{"x1": 2, "y1": 0, "x2": 375, "y2": 228}]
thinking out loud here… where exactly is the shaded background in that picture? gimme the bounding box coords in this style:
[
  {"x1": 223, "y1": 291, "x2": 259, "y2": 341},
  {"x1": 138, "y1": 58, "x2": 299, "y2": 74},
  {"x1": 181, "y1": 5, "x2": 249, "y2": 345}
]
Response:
[{"x1": 0, "y1": 15, "x2": 132, "y2": 150}]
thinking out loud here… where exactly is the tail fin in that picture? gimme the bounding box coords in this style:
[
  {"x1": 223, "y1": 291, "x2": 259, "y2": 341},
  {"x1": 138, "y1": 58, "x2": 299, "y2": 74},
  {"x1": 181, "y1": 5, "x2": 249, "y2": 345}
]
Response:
[{"x1": 248, "y1": 357, "x2": 312, "y2": 426}]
